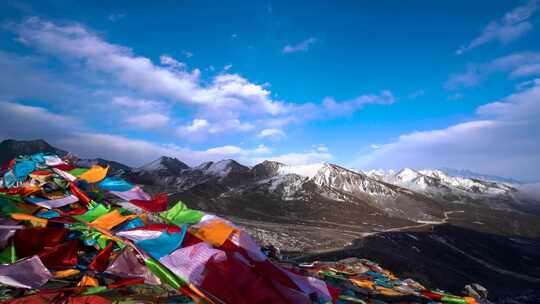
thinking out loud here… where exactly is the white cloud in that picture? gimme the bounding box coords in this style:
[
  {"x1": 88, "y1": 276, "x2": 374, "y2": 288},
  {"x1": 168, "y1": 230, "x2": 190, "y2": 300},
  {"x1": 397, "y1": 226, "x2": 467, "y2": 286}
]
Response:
[
  {"x1": 358, "y1": 81, "x2": 540, "y2": 181},
  {"x1": 159, "y1": 54, "x2": 186, "y2": 69},
  {"x1": 315, "y1": 145, "x2": 329, "y2": 152},
  {"x1": 0, "y1": 100, "x2": 83, "y2": 144},
  {"x1": 0, "y1": 51, "x2": 78, "y2": 102},
  {"x1": 256, "y1": 150, "x2": 332, "y2": 166},
  {"x1": 321, "y1": 90, "x2": 396, "y2": 115},
  {"x1": 12, "y1": 17, "x2": 202, "y2": 103},
  {"x1": 369, "y1": 144, "x2": 380, "y2": 150},
  {"x1": 282, "y1": 37, "x2": 317, "y2": 54},
  {"x1": 0, "y1": 101, "x2": 78, "y2": 140},
  {"x1": 257, "y1": 128, "x2": 285, "y2": 140},
  {"x1": 223, "y1": 64, "x2": 232, "y2": 71},
  {"x1": 182, "y1": 50, "x2": 193, "y2": 58},
  {"x1": 446, "y1": 52, "x2": 540, "y2": 89},
  {"x1": 253, "y1": 144, "x2": 271, "y2": 154},
  {"x1": 6, "y1": 17, "x2": 399, "y2": 145},
  {"x1": 447, "y1": 93, "x2": 464, "y2": 100},
  {"x1": 205, "y1": 145, "x2": 243, "y2": 155},
  {"x1": 408, "y1": 89, "x2": 425, "y2": 99},
  {"x1": 12, "y1": 17, "x2": 285, "y2": 118},
  {"x1": 0, "y1": 100, "x2": 282, "y2": 167},
  {"x1": 125, "y1": 113, "x2": 170, "y2": 129},
  {"x1": 260, "y1": 116, "x2": 299, "y2": 128},
  {"x1": 181, "y1": 119, "x2": 209, "y2": 133},
  {"x1": 56, "y1": 132, "x2": 265, "y2": 166},
  {"x1": 112, "y1": 96, "x2": 163, "y2": 111},
  {"x1": 177, "y1": 118, "x2": 254, "y2": 140},
  {"x1": 456, "y1": 0, "x2": 538, "y2": 54},
  {"x1": 108, "y1": 14, "x2": 125, "y2": 22}
]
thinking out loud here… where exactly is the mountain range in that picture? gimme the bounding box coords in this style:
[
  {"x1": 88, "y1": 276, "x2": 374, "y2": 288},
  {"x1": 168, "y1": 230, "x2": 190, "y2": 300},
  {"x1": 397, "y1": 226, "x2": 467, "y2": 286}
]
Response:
[{"x1": 1, "y1": 139, "x2": 540, "y2": 301}]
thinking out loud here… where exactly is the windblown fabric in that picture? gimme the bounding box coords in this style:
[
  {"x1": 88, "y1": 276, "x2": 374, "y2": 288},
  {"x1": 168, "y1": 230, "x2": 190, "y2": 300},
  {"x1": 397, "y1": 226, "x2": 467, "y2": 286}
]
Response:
[
  {"x1": 0, "y1": 152, "x2": 479, "y2": 304},
  {"x1": 26, "y1": 194, "x2": 79, "y2": 209},
  {"x1": 109, "y1": 186, "x2": 150, "y2": 201},
  {"x1": 97, "y1": 177, "x2": 133, "y2": 192},
  {"x1": 129, "y1": 192, "x2": 168, "y2": 212},
  {"x1": 0, "y1": 255, "x2": 52, "y2": 289},
  {"x1": 105, "y1": 247, "x2": 161, "y2": 285},
  {"x1": 117, "y1": 225, "x2": 187, "y2": 259},
  {"x1": 77, "y1": 165, "x2": 108, "y2": 183}
]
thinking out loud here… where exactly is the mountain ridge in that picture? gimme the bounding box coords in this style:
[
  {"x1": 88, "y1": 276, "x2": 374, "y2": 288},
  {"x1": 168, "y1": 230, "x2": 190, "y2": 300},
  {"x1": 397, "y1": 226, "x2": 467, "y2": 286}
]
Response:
[{"x1": 2, "y1": 138, "x2": 540, "y2": 301}]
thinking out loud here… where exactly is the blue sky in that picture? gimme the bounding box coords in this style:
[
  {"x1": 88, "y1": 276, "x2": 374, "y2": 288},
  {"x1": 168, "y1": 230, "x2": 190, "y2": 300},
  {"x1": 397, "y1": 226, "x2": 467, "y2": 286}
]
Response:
[{"x1": 1, "y1": 0, "x2": 539, "y2": 181}]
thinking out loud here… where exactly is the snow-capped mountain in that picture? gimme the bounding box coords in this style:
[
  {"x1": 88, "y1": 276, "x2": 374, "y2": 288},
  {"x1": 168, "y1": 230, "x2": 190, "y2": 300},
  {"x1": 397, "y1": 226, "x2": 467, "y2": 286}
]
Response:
[
  {"x1": 127, "y1": 155, "x2": 538, "y2": 218},
  {"x1": 250, "y1": 161, "x2": 400, "y2": 199},
  {"x1": 128, "y1": 156, "x2": 190, "y2": 186},
  {"x1": 3, "y1": 139, "x2": 540, "y2": 301},
  {"x1": 438, "y1": 167, "x2": 522, "y2": 184},
  {"x1": 75, "y1": 158, "x2": 132, "y2": 176},
  {"x1": 128, "y1": 157, "x2": 252, "y2": 189},
  {"x1": 365, "y1": 168, "x2": 531, "y2": 211},
  {"x1": 136, "y1": 156, "x2": 189, "y2": 174},
  {"x1": 3, "y1": 138, "x2": 539, "y2": 231},
  {"x1": 367, "y1": 168, "x2": 516, "y2": 195}
]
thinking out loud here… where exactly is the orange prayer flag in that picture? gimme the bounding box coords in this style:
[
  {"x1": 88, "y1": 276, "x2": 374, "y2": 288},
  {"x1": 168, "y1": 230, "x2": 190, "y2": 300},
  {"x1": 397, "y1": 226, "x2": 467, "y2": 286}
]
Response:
[
  {"x1": 11, "y1": 213, "x2": 48, "y2": 227},
  {"x1": 53, "y1": 269, "x2": 80, "y2": 278},
  {"x1": 77, "y1": 275, "x2": 99, "y2": 287},
  {"x1": 78, "y1": 165, "x2": 109, "y2": 183},
  {"x1": 192, "y1": 220, "x2": 236, "y2": 247},
  {"x1": 90, "y1": 209, "x2": 136, "y2": 230}
]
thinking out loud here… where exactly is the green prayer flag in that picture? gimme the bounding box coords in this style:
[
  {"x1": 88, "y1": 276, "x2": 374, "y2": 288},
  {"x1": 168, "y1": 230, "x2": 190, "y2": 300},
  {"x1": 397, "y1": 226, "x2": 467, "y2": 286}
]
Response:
[
  {"x1": 0, "y1": 198, "x2": 22, "y2": 215},
  {"x1": 68, "y1": 167, "x2": 89, "y2": 177},
  {"x1": 159, "y1": 201, "x2": 203, "y2": 226},
  {"x1": 74, "y1": 204, "x2": 111, "y2": 222},
  {"x1": 81, "y1": 286, "x2": 108, "y2": 295},
  {"x1": 441, "y1": 296, "x2": 468, "y2": 304},
  {"x1": 144, "y1": 256, "x2": 186, "y2": 290},
  {"x1": 0, "y1": 241, "x2": 17, "y2": 264},
  {"x1": 53, "y1": 177, "x2": 69, "y2": 189},
  {"x1": 0, "y1": 193, "x2": 23, "y2": 203}
]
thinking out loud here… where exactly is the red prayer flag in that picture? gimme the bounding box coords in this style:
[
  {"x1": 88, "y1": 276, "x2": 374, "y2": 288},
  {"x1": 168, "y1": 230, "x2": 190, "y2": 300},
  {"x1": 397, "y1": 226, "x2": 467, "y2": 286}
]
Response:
[
  {"x1": 53, "y1": 164, "x2": 76, "y2": 171},
  {"x1": 107, "y1": 277, "x2": 145, "y2": 289},
  {"x1": 39, "y1": 240, "x2": 79, "y2": 267},
  {"x1": 31, "y1": 170, "x2": 52, "y2": 176},
  {"x1": 70, "y1": 182, "x2": 91, "y2": 206},
  {"x1": 200, "y1": 252, "x2": 289, "y2": 304},
  {"x1": 14, "y1": 227, "x2": 67, "y2": 258},
  {"x1": 129, "y1": 193, "x2": 168, "y2": 212},
  {"x1": 124, "y1": 223, "x2": 183, "y2": 234},
  {"x1": 67, "y1": 296, "x2": 112, "y2": 304},
  {"x1": 88, "y1": 242, "x2": 114, "y2": 272},
  {"x1": 421, "y1": 290, "x2": 443, "y2": 300}
]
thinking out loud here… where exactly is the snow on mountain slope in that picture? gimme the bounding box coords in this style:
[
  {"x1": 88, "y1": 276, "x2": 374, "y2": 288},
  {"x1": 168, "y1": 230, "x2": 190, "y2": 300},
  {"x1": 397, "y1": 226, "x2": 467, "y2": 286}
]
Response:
[
  {"x1": 136, "y1": 156, "x2": 189, "y2": 173},
  {"x1": 203, "y1": 159, "x2": 249, "y2": 177},
  {"x1": 264, "y1": 174, "x2": 308, "y2": 201},
  {"x1": 262, "y1": 162, "x2": 399, "y2": 199},
  {"x1": 438, "y1": 167, "x2": 522, "y2": 184},
  {"x1": 367, "y1": 168, "x2": 516, "y2": 196},
  {"x1": 276, "y1": 163, "x2": 325, "y2": 178},
  {"x1": 312, "y1": 164, "x2": 397, "y2": 198},
  {"x1": 365, "y1": 168, "x2": 531, "y2": 212},
  {"x1": 395, "y1": 168, "x2": 421, "y2": 183},
  {"x1": 419, "y1": 169, "x2": 513, "y2": 195}
]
